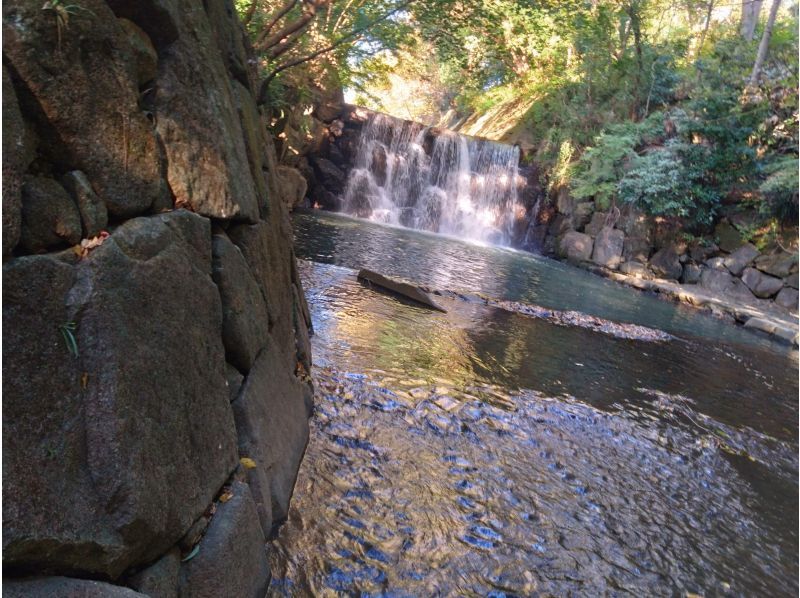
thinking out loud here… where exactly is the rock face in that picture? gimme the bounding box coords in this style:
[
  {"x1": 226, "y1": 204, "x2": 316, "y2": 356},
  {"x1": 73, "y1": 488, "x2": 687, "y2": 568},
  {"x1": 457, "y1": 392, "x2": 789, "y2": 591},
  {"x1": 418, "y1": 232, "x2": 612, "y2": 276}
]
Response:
[
  {"x1": 723, "y1": 243, "x2": 759, "y2": 276},
  {"x1": 3, "y1": 0, "x2": 312, "y2": 592},
  {"x1": 649, "y1": 246, "x2": 683, "y2": 281},
  {"x1": 591, "y1": 227, "x2": 624, "y2": 269},
  {"x1": 558, "y1": 231, "x2": 593, "y2": 263},
  {"x1": 741, "y1": 267, "x2": 784, "y2": 298}
]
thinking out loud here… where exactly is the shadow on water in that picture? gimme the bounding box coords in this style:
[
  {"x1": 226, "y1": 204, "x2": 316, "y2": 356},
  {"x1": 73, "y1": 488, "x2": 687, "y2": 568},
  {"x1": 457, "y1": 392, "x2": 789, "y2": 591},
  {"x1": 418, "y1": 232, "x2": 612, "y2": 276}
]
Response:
[{"x1": 269, "y1": 212, "x2": 798, "y2": 597}]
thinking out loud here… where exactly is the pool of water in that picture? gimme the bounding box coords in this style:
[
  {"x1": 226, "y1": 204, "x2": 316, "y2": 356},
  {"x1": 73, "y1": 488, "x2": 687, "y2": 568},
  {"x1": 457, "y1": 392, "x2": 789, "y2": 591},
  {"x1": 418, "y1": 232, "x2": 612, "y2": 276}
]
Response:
[{"x1": 268, "y1": 211, "x2": 798, "y2": 596}]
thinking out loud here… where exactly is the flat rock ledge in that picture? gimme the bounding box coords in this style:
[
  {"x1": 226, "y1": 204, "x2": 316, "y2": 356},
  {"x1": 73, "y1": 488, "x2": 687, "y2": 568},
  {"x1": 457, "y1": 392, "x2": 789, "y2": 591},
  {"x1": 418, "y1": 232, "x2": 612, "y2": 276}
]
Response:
[{"x1": 578, "y1": 262, "x2": 799, "y2": 347}]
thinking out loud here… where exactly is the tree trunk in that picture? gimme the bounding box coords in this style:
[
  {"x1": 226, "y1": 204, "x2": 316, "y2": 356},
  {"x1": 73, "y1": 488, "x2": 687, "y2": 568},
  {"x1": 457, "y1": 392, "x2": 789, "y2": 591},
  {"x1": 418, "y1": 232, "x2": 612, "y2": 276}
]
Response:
[
  {"x1": 740, "y1": 0, "x2": 764, "y2": 41},
  {"x1": 748, "y1": 0, "x2": 781, "y2": 87}
]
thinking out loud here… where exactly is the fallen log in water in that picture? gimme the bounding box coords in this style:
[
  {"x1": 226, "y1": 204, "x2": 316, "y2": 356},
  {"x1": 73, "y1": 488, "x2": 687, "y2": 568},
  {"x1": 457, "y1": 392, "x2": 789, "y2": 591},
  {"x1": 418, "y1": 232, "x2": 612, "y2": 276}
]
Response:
[{"x1": 357, "y1": 269, "x2": 448, "y2": 312}]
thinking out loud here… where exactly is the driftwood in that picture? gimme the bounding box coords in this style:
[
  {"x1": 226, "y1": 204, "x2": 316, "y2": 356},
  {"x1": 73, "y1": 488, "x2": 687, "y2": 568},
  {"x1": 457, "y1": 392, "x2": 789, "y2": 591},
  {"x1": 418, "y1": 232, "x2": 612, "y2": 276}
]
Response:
[{"x1": 357, "y1": 269, "x2": 447, "y2": 313}]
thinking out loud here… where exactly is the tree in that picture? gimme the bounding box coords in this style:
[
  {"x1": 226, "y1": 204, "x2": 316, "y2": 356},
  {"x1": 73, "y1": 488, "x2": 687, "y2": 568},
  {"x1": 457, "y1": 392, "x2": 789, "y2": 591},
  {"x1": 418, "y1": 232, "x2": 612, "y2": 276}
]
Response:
[
  {"x1": 748, "y1": 0, "x2": 782, "y2": 87},
  {"x1": 740, "y1": 0, "x2": 764, "y2": 41}
]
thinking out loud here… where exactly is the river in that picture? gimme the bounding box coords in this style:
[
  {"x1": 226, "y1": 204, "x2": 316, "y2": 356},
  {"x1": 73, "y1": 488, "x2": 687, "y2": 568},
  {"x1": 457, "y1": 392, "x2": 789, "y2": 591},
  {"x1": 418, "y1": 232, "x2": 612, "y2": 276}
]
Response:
[{"x1": 268, "y1": 210, "x2": 798, "y2": 596}]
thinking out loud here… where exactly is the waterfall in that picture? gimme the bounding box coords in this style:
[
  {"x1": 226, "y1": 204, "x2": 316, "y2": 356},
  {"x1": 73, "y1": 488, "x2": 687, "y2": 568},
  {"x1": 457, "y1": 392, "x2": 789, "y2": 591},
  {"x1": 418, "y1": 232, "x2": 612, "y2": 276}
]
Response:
[{"x1": 341, "y1": 113, "x2": 526, "y2": 245}]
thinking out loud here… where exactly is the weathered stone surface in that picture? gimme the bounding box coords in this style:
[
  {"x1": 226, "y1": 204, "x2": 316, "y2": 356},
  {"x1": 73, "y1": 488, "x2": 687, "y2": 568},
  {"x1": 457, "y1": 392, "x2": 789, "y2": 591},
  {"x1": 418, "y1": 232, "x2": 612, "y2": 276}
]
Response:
[
  {"x1": 19, "y1": 176, "x2": 82, "y2": 253},
  {"x1": 127, "y1": 548, "x2": 181, "y2": 598},
  {"x1": 584, "y1": 212, "x2": 608, "y2": 238},
  {"x1": 785, "y1": 272, "x2": 799, "y2": 289},
  {"x1": 228, "y1": 220, "x2": 298, "y2": 374},
  {"x1": 3, "y1": 1, "x2": 164, "y2": 217},
  {"x1": 753, "y1": 252, "x2": 798, "y2": 278},
  {"x1": 61, "y1": 171, "x2": 109, "y2": 238},
  {"x1": 3, "y1": 211, "x2": 238, "y2": 578},
  {"x1": 591, "y1": 226, "x2": 624, "y2": 269},
  {"x1": 775, "y1": 287, "x2": 799, "y2": 312},
  {"x1": 118, "y1": 18, "x2": 158, "y2": 86},
  {"x1": 681, "y1": 263, "x2": 702, "y2": 285},
  {"x1": 205, "y1": 0, "x2": 251, "y2": 88},
  {"x1": 623, "y1": 236, "x2": 651, "y2": 264},
  {"x1": 743, "y1": 317, "x2": 777, "y2": 335},
  {"x1": 706, "y1": 256, "x2": 727, "y2": 270},
  {"x1": 277, "y1": 165, "x2": 309, "y2": 210},
  {"x1": 312, "y1": 80, "x2": 345, "y2": 122},
  {"x1": 547, "y1": 213, "x2": 572, "y2": 238},
  {"x1": 649, "y1": 246, "x2": 683, "y2": 281},
  {"x1": 231, "y1": 344, "x2": 310, "y2": 524},
  {"x1": 2, "y1": 66, "x2": 31, "y2": 258},
  {"x1": 741, "y1": 267, "x2": 784, "y2": 298},
  {"x1": 3, "y1": 577, "x2": 145, "y2": 597},
  {"x1": 231, "y1": 79, "x2": 270, "y2": 216},
  {"x1": 554, "y1": 185, "x2": 573, "y2": 216},
  {"x1": 311, "y1": 157, "x2": 347, "y2": 196},
  {"x1": 723, "y1": 243, "x2": 759, "y2": 276},
  {"x1": 178, "y1": 481, "x2": 270, "y2": 598},
  {"x1": 153, "y1": 8, "x2": 259, "y2": 222},
  {"x1": 689, "y1": 241, "x2": 718, "y2": 263},
  {"x1": 358, "y1": 269, "x2": 447, "y2": 312},
  {"x1": 211, "y1": 233, "x2": 270, "y2": 372},
  {"x1": 226, "y1": 363, "x2": 244, "y2": 403},
  {"x1": 105, "y1": 0, "x2": 180, "y2": 50},
  {"x1": 714, "y1": 221, "x2": 744, "y2": 253},
  {"x1": 699, "y1": 268, "x2": 756, "y2": 303},
  {"x1": 619, "y1": 261, "x2": 649, "y2": 279},
  {"x1": 572, "y1": 201, "x2": 594, "y2": 230},
  {"x1": 558, "y1": 231, "x2": 593, "y2": 263}
]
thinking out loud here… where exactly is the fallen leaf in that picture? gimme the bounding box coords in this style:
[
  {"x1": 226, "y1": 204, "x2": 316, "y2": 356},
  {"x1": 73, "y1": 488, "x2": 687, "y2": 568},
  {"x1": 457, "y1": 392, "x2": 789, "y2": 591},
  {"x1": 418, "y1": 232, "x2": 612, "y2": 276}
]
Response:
[
  {"x1": 81, "y1": 372, "x2": 89, "y2": 389},
  {"x1": 218, "y1": 489, "x2": 234, "y2": 503},
  {"x1": 240, "y1": 457, "x2": 257, "y2": 469}
]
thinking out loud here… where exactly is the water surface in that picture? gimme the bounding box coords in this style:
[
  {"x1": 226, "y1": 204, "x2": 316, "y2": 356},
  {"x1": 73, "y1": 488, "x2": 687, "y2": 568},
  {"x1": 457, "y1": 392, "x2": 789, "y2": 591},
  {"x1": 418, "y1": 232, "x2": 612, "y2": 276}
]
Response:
[{"x1": 269, "y1": 211, "x2": 798, "y2": 596}]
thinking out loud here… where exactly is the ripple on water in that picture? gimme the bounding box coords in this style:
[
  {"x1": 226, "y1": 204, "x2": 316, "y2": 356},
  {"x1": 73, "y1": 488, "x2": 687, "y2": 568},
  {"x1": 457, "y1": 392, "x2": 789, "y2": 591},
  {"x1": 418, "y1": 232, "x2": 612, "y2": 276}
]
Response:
[{"x1": 268, "y1": 365, "x2": 798, "y2": 597}]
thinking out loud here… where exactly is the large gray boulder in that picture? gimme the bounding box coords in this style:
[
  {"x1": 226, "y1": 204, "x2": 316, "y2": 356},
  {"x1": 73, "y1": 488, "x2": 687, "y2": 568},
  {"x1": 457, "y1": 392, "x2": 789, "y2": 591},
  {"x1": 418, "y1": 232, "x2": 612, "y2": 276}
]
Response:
[
  {"x1": 3, "y1": 0, "x2": 165, "y2": 218},
  {"x1": 19, "y1": 176, "x2": 82, "y2": 253},
  {"x1": 311, "y1": 157, "x2": 347, "y2": 195},
  {"x1": 591, "y1": 226, "x2": 624, "y2": 269},
  {"x1": 557, "y1": 231, "x2": 593, "y2": 263},
  {"x1": 231, "y1": 344, "x2": 311, "y2": 528},
  {"x1": 753, "y1": 252, "x2": 798, "y2": 278},
  {"x1": 152, "y1": 5, "x2": 259, "y2": 222},
  {"x1": 572, "y1": 201, "x2": 594, "y2": 230},
  {"x1": 584, "y1": 212, "x2": 607, "y2": 237},
  {"x1": 741, "y1": 267, "x2": 784, "y2": 298},
  {"x1": 178, "y1": 482, "x2": 270, "y2": 598},
  {"x1": 723, "y1": 243, "x2": 759, "y2": 276},
  {"x1": 276, "y1": 165, "x2": 309, "y2": 210},
  {"x1": 3, "y1": 211, "x2": 238, "y2": 578},
  {"x1": 3, "y1": 577, "x2": 145, "y2": 597},
  {"x1": 775, "y1": 287, "x2": 799, "y2": 312},
  {"x1": 211, "y1": 233, "x2": 270, "y2": 372},
  {"x1": 127, "y1": 548, "x2": 181, "y2": 597},
  {"x1": 649, "y1": 246, "x2": 683, "y2": 281},
  {"x1": 699, "y1": 268, "x2": 756, "y2": 303}
]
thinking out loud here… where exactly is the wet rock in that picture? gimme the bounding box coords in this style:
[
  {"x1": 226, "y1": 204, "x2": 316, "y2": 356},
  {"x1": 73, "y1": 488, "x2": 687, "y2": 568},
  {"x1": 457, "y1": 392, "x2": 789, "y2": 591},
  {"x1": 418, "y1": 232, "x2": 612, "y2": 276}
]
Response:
[
  {"x1": 700, "y1": 268, "x2": 756, "y2": 303},
  {"x1": 649, "y1": 246, "x2": 683, "y2": 281},
  {"x1": 714, "y1": 221, "x2": 744, "y2": 253},
  {"x1": 118, "y1": 18, "x2": 158, "y2": 86},
  {"x1": 3, "y1": 577, "x2": 145, "y2": 597},
  {"x1": 19, "y1": 176, "x2": 82, "y2": 253},
  {"x1": 741, "y1": 267, "x2": 784, "y2": 298},
  {"x1": 371, "y1": 144, "x2": 388, "y2": 187},
  {"x1": 231, "y1": 345, "x2": 311, "y2": 526},
  {"x1": 572, "y1": 201, "x2": 594, "y2": 230},
  {"x1": 153, "y1": 12, "x2": 259, "y2": 222},
  {"x1": 619, "y1": 261, "x2": 649, "y2": 279},
  {"x1": 178, "y1": 481, "x2": 270, "y2": 598},
  {"x1": 584, "y1": 212, "x2": 608, "y2": 238},
  {"x1": 723, "y1": 243, "x2": 759, "y2": 276},
  {"x1": 3, "y1": 211, "x2": 238, "y2": 578},
  {"x1": 61, "y1": 171, "x2": 108, "y2": 238},
  {"x1": 211, "y1": 233, "x2": 270, "y2": 372},
  {"x1": 358, "y1": 269, "x2": 447, "y2": 312},
  {"x1": 681, "y1": 263, "x2": 702, "y2": 285},
  {"x1": 3, "y1": 0, "x2": 164, "y2": 217},
  {"x1": 558, "y1": 231, "x2": 593, "y2": 263},
  {"x1": 127, "y1": 548, "x2": 181, "y2": 597},
  {"x1": 592, "y1": 226, "x2": 624, "y2": 269},
  {"x1": 311, "y1": 157, "x2": 347, "y2": 195},
  {"x1": 753, "y1": 252, "x2": 798, "y2": 278},
  {"x1": 775, "y1": 287, "x2": 799, "y2": 312},
  {"x1": 276, "y1": 165, "x2": 308, "y2": 210}
]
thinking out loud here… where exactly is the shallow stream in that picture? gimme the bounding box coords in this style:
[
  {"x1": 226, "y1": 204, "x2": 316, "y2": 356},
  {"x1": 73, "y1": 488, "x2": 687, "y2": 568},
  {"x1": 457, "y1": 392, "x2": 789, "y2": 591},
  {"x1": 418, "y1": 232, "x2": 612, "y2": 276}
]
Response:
[{"x1": 268, "y1": 211, "x2": 798, "y2": 596}]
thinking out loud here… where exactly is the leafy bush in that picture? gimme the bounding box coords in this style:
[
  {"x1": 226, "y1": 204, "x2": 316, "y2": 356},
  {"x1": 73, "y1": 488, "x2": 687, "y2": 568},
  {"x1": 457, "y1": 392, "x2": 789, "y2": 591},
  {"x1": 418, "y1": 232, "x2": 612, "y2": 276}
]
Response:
[{"x1": 759, "y1": 155, "x2": 799, "y2": 222}]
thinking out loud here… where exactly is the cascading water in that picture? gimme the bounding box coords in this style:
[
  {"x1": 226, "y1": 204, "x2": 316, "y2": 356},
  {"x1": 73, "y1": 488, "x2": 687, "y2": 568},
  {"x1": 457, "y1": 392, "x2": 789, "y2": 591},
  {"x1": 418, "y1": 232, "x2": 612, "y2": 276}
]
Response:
[{"x1": 342, "y1": 113, "x2": 526, "y2": 245}]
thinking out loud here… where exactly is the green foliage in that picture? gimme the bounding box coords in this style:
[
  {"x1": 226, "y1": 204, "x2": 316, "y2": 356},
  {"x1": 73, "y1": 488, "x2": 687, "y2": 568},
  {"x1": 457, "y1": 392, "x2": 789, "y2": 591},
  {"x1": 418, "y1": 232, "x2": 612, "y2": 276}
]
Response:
[
  {"x1": 759, "y1": 155, "x2": 800, "y2": 221},
  {"x1": 59, "y1": 322, "x2": 78, "y2": 358}
]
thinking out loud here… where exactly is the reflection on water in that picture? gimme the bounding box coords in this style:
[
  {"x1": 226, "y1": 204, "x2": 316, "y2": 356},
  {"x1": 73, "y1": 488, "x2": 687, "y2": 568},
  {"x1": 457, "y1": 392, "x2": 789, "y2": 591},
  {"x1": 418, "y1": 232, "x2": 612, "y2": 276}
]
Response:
[{"x1": 269, "y1": 213, "x2": 798, "y2": 596}]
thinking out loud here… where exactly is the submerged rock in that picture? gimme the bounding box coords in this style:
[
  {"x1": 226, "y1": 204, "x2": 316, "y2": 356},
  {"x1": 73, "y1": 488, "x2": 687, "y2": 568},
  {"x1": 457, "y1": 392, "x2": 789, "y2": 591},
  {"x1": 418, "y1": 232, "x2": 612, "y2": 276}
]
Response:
[{"x1": 358, "y1": 269, "x2": 448, "y2": 312}]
